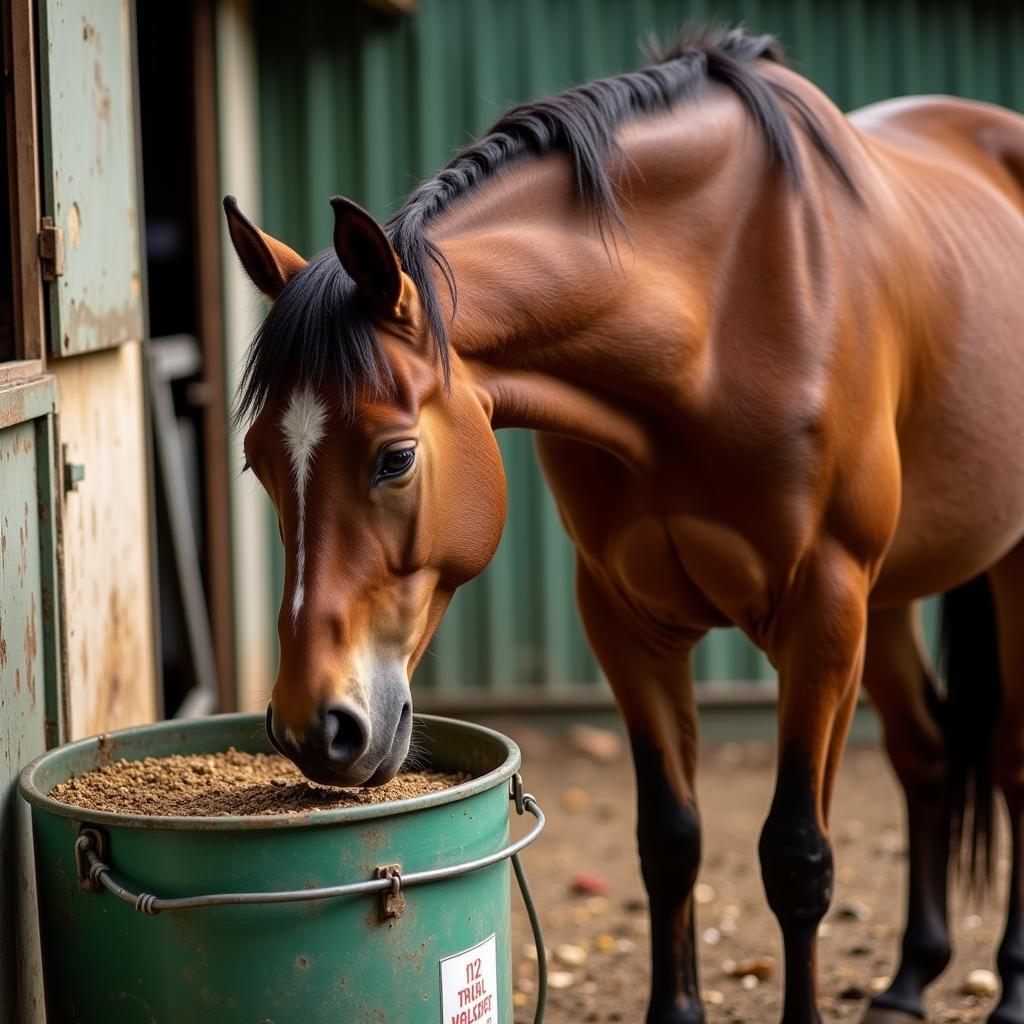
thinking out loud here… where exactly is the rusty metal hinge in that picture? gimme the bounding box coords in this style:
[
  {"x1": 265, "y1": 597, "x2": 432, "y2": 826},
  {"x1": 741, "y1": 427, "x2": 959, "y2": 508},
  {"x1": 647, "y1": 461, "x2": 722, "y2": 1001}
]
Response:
[
  {"x1": 62, "y1": 443, "x2": 85, "y2": 494},
  {"x1": 38, "y1": 216, "x2": 65, "y2": 281}
]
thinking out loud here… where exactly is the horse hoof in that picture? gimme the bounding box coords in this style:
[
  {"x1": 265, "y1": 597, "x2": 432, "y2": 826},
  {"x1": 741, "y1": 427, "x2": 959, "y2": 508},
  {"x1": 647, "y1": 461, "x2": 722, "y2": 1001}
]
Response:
[{"x1": 860, "y1": 1008, "x2": 925, "y2": 1024}]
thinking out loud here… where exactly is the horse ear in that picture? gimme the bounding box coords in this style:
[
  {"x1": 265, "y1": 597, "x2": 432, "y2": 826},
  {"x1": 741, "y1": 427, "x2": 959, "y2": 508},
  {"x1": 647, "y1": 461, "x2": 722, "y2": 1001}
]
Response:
[
  {"x1": 223, "y1": 195, "x2": 306, "y2": 300},
  {"x1": 330, "y1": 196, "x2": 410, "y2": 318}
]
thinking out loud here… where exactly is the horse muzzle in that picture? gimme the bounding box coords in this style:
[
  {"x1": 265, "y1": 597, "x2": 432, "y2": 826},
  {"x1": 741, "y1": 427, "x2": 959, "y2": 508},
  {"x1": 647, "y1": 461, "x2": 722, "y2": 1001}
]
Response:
[{"x1": 266, "y1": 673, "x2": 413, "y2": 787}]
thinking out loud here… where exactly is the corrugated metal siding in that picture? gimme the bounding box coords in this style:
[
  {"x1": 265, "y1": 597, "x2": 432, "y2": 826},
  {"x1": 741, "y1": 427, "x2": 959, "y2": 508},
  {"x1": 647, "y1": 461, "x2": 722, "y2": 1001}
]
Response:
[{"x1": 252, "y1": 0, "x2": 1018, "y2": 692}]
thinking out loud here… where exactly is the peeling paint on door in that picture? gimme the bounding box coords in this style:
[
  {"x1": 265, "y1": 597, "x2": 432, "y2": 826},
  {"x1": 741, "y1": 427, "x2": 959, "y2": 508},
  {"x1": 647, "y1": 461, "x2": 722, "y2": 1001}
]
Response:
[
  {"x1": 0, "y1": 376, "x2": 59, "y2": 1024},
  {"x1": 37, "y1": 0, "x2": 144, "y2": 355}
]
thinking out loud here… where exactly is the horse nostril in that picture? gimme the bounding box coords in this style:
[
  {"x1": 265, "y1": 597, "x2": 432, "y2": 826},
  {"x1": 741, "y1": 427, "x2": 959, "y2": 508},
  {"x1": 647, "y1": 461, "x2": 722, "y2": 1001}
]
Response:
[{"x1": 323, "y1": 707, "x2": 368, "y2": 763}]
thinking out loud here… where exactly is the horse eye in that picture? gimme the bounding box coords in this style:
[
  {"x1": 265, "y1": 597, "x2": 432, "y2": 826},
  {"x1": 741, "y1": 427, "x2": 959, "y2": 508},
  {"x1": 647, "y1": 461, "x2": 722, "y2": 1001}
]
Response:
[{"x1": 375, "y1": 445, "x2": 416, "y2": 484}]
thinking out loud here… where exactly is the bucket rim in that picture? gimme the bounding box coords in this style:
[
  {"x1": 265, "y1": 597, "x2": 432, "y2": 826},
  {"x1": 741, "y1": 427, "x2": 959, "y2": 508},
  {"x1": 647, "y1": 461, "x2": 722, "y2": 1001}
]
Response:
[{"x1": 18, "y1": 712, "x2": 522, "y2": 830}]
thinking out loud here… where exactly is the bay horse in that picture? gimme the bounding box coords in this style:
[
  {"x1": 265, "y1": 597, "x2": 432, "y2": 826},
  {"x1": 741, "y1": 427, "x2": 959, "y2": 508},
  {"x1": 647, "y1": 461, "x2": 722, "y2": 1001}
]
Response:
[{"x1": 224, "y1": 27, "x2": 1024, "y2": 1024}]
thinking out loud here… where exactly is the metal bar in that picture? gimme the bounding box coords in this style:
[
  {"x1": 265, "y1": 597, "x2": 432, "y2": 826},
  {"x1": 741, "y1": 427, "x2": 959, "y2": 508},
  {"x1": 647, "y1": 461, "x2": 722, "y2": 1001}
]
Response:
[
  {"x1": 76, "y1": 791, "x2": 544, "y2": 915},
  {"x1": 192, "y1": 0, "x2": 236, "y2": 712},
  {"x1": 1, "y1": 0, "x2": 45, "y2": 362},
  {"x1": 34, "y1": 410, "x2": 66, "y2": 749},
  {"x1": 148, "y1": 337, "x2": 220, "y2": 718},
  {"x1": 130, "y1": 0, "x2": 164, "y2": 725}
]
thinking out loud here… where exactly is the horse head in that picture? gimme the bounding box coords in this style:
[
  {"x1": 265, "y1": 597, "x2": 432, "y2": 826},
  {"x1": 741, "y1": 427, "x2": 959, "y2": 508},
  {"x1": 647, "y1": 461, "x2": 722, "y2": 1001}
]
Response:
[{"x1": 224, "y1": 196, "x2": 506, "y2": 786}]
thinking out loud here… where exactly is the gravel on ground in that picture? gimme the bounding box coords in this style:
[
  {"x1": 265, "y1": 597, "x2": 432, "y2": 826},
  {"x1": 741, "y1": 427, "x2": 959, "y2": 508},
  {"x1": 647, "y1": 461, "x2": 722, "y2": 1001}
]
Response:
[{"x1": 503, "y1": 721, "x2": 1009, "y2": 1024}]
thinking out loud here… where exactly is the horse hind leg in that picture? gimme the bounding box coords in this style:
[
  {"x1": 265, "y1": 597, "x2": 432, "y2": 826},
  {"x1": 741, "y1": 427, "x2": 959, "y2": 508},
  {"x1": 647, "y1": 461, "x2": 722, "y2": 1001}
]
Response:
[
  {"x1": 861, "y1": 604, "x2": 952, "y2": 1024},
  {"x1": 988, "y1": 542, "x2": 1024, "y2": 1024}
]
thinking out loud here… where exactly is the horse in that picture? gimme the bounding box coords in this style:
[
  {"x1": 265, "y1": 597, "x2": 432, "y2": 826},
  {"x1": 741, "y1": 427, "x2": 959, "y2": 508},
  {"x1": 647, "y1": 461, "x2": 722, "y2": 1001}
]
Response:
[{"x1": 223, "y1": 26, "x2": 1024, "y2": 1024}]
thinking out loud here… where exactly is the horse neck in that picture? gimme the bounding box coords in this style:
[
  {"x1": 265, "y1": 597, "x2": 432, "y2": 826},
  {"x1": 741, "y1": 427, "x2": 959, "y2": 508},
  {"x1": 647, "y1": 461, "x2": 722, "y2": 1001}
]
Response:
[
  {"x1": 434, "y1": 115, "x2": 772, "y2": 470},
  {"x1": 439, "y1": 231, "x2": 651, "y2": 465}
]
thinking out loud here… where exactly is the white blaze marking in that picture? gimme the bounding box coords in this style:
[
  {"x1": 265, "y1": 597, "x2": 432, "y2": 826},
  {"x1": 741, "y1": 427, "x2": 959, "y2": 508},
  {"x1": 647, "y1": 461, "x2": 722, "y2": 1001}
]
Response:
[{"x1": 281, "y1": 386, "x2": 328, "y2": 626}]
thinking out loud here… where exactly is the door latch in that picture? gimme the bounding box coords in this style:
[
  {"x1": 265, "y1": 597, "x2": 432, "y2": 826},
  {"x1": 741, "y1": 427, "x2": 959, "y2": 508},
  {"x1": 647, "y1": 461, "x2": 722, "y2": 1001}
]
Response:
[{"x1": 38, "y1": 216, "x2": 65, "y2": 281}]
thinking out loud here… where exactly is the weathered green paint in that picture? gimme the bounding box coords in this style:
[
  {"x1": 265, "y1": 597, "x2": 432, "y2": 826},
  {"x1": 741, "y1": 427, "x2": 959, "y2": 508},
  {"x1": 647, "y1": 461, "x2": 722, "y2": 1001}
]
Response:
[
  {"x1": 37, "y1": 0, "x2": 144, "y2": 355},
  {"x1": 21, "y1": 713, "x2": 522, "y2": 1023},
  {"x1": 34, "y1": 412, "x2": 65, "y2": 752},
  {"x1": 0, "y1": 375, "x2": 60, "y2": 1024},
  {"x1": 253, "y1": 0, "x2": 1008, "y2": 692}
]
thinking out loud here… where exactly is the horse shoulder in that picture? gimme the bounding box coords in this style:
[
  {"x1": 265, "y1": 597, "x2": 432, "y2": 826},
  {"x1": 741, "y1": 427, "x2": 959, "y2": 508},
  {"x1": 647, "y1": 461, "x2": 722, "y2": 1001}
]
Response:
[{"x1": 535, "y1": 433, "x2": 729, "y2": 631}]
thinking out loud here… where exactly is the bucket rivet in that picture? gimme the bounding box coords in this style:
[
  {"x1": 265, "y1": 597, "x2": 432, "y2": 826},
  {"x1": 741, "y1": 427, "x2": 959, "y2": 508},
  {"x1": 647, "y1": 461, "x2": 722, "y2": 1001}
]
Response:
[{"x1": 374, "y1": 863, "x2": 405, "y2": 921}]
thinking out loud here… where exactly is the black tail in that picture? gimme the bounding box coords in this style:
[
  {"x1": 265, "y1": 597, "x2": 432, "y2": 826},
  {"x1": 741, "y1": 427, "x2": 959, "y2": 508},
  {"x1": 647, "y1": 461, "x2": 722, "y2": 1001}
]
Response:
[{"x1": 941, "y1": 573, "x2": 1001, "y2": 890}]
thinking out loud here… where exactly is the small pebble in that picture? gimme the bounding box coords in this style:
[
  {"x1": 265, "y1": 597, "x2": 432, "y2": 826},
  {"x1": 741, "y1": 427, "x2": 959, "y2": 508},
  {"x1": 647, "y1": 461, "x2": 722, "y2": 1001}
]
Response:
[
  {"x1": 555, "y1": 943, "x2": 588, "y2": 967},
  {"x1": 561, "y1": 787, "x2": 590, "y2": 813},
  {"x1": 570, "y1": 873, "x2": 610, "y2": 896},
  {"x1": 614, "y1": 938, "x2": 636, "y2": 954},
  {"x1": 836, "y1": 900, "x2": 872, "y2": 922},
  {"x1": 965, "y1": 914, "x2": 983, "y2": 929},
  {"x1": 962, "y1": 969, "x2": 999, "y2": 998},
  {"x1": 512, "y1": 991, "x2": 528, "y2": 1008},
  {"x1": 695, "y1": 882, "x2": 716, "y2": 904},
  {"x1": 818, "y1": 922, "x2": 833, "y2": 939},
  {"x1": 595, "y1": 934, "x2": 616, "y2": 952},
  {"x1": 566, "y1": 723, "x2": 622, "y2": 763},
  {"x1": 548, "y1": 971, "x2": 576, "y2": 990},
  {"x1": 727, "y1": 956, "x2": 776, "y2": 981},
  {"x1": 703, "y1": 989, "x2": 724, "y2": 1005},
  {"x1": 741, "y1": 974, "x2": 759, "y2": 990},
  {"x1": 870, "y1": 976, "x2": 891, "y2": 994},
  {"x1": 703, "y1": 928, "x2": 721, "y2": 946}
]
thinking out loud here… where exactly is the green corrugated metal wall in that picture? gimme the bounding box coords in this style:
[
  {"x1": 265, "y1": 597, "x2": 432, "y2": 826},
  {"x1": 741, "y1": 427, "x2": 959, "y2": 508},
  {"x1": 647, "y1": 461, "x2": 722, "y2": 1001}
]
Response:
[{"x1": 252, "y1": 0, "x2": 1020, "y2": 693}]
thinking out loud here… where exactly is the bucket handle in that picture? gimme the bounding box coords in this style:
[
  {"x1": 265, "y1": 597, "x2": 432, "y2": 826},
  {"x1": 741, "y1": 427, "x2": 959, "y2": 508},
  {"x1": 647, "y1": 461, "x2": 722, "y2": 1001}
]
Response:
[{"x1": 75, "y1": 774, "x2": 547, "y2": 1023}]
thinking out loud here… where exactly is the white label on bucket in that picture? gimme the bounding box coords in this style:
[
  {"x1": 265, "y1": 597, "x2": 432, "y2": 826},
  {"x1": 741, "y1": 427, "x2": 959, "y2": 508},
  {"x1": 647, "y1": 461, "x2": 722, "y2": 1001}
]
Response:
[{"x1": 439, "y1": 933, "x2": 498, "y2": 1024}]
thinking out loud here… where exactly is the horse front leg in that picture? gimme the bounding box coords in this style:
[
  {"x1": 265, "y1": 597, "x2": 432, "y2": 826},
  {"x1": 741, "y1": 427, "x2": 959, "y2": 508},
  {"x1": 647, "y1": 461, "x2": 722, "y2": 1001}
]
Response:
[
  {"x1": 759, "y1": 543, "x2": 870, "y2": 1024},
  {"x1": 577, "y1": 565, "x2": 706, "y2": 1024}
]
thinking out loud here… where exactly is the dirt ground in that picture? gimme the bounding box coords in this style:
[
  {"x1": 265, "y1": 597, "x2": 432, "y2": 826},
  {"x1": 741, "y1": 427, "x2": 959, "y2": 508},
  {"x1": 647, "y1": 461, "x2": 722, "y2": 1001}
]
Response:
[{"x1": 502, "y1": 720, "x2": 1010, "y2": 1024}]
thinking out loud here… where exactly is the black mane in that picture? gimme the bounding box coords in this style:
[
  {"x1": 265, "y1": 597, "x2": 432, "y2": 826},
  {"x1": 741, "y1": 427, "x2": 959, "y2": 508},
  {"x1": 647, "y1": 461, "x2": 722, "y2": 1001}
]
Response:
[{"x1": 235, "y1": 25, "x2": 853, "y2": 426}]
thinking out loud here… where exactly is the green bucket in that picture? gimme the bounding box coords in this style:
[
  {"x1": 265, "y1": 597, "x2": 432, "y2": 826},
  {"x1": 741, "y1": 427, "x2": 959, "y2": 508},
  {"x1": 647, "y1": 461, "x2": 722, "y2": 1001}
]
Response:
[{"x1": 19, "y1": 713, "x2": 547, "y2": 1024}]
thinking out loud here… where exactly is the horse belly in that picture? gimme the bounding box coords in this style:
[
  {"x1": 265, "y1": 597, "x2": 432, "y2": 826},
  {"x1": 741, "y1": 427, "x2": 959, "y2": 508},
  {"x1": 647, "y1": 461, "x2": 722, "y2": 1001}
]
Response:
[
  {"x1": 863, "y1": 95, "x2": 1024, "y2": 604},
  {"x1": 874, "y1": 329, "x2": 1024, "y2": 606}
]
